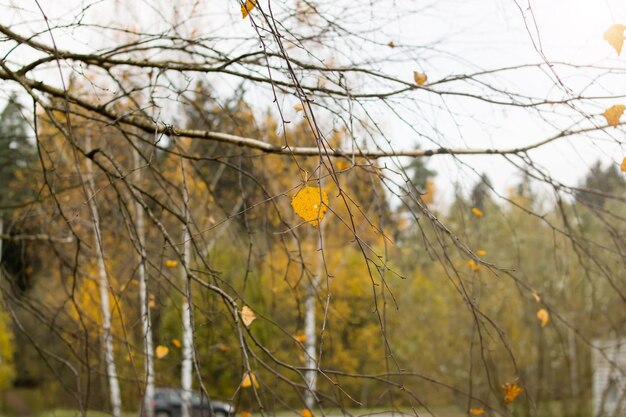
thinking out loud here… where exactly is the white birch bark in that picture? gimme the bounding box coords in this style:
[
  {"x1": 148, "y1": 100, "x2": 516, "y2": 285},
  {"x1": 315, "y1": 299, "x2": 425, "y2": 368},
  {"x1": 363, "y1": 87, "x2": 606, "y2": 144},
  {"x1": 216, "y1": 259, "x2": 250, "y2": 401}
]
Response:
[
  {"x1": 84, "y1": 138, "x2": 122, "y2": 417},
  {"x1": 134, "y1": 150, "x2": 154, "y2": 417},
  {"x1": 304, "y1": 230, "x2": 323, "y2": 410},
  {"x1": 180, "y1": 161, "x2": 193, "y2": 417}
]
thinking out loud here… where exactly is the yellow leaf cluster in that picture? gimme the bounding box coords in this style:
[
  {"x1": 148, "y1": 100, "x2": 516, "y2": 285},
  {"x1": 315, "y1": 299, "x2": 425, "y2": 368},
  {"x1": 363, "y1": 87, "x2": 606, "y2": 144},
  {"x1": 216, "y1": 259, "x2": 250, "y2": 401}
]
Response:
[
  {"x1": 155, "y1": 345, "x2": 169, "y2": 359},
  {"x1": 413, "y1": 71, "x2": 427, "y2": 86},
  {"x1": 503, "y1": 382, "x2": 522, "y2": 404},
  {"x1": 536, "y1": 308, "x2": 549, "y2": 327},
  {"x1": 467, "y1": 259, "x2": 481, "y2": 272},
  {"x1": 604, "y1": 24, "x2": 626, "y2": 55},
  {"x1": 241, "y1": 305, "x2": 256, "y2": 327},
  {"x1": 241, "y1": 0, "x2": 256, "y2": 18},
  {"x1": 291, "y1": 186, "x2": 329, "y2": 227},
  {"x1": 471, "y1": 207, "x2": 484, "y2": 218},
  {"x1": 603, "y1": 104, "x2": 625, "y2": 127},
  {"x1": 241, "y1": 372, "x2": 259, "y2": 388},
  {"x1": 165, "y1": 260, "x2": 178, "y2": 268}
]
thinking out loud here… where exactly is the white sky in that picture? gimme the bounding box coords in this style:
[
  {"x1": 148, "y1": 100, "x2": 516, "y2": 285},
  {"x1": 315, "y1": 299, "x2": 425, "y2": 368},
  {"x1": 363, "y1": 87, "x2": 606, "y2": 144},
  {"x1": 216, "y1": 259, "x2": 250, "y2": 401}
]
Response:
[{"x1": 1, "y1": 0, "x2": 625, "y2": 206}]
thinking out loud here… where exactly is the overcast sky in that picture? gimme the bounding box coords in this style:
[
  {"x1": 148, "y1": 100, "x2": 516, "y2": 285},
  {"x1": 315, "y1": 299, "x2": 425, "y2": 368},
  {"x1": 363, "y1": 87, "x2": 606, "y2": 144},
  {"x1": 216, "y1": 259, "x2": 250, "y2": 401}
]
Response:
[{"x1": 2, "y1": 0, "x2": 625, "y2": 207}]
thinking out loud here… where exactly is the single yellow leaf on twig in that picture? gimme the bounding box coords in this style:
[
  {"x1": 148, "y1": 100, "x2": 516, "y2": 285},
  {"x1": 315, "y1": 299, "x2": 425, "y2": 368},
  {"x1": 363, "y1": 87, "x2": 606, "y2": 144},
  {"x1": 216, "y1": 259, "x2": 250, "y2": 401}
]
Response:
[
  {"x1": 532, "y1": 292, "x2": 541, "y2": 303},
  {"x1": 477, "y1": 250, "x2": 487, "y2": 257},
  {"x1": 291, "y1": 186, "x2": 329, "y2": 227},
  {"x1": 301, "y1": 410, "x2": 313, "y2": 417},
  {"x1": 413, "y1": 71, "x2": 427, "y2": 86},
  {"x1": 536, "y1": 308, "x2": 549, "y2": 327},
  {"x1": 241, "y1": 411, "x2": 251, "y2": 417},
  {"x1": 621, "y1": 157, "x2": 626, "y2": 172},
  {"x1": 172, "y1": 339, "x2": 181, "y2": 348},
  {"x1": 503, "y1": 382, "x2": 522, "y2": 404},
  {"x1": 241, "y1": 0, "x2": 256, "y2": 18},
  {"x1": 241, "y1": 372, "x2": 259, "y2": 388},
  {"x1": 471, "y1": 207, "x2": 484, "y2": 218},
  {"x1": 155, "y1": 345, "x2": 169, "y2": 359},
  {"x1": 165, "y1": 260, "x2": 178, "y2": 268},
  {"x1": 148, "y1": 293, "x2": 156, "y2": 308},
  {"x1": 241, "y1": 305, "x2": 256, "y2": 327},
  {"x1": 294, "y1": 103, "x2": 304, "y2": 112},
  {"x1": 469, "y1": 409, "x2": 485, "y2": 415},
  {"x1": 603, "y1": 104, "x2": 625, "y2": 127},
  {"x1": 604, "y1": 24, "x2": 626, "y2": 55},
  {"x1": 293, "y1": 333, "x2": 307, "y2": 343}
]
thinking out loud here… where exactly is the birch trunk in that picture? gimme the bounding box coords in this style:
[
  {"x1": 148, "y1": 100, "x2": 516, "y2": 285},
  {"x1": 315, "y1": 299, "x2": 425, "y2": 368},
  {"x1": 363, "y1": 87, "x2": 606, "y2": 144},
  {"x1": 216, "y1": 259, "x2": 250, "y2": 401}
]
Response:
[
  {"x1": 304, "y1": 230, "x2": 323, "y2": 410},
  {"x1": 134, "y1": 150, "x2": 154, "y2": 417},
  {"x1": 85, "y1": 139, "x2": 122, "y2": 417},
  {"x1": 180, "y1": 162, "x2": 193, "y2": 417}
]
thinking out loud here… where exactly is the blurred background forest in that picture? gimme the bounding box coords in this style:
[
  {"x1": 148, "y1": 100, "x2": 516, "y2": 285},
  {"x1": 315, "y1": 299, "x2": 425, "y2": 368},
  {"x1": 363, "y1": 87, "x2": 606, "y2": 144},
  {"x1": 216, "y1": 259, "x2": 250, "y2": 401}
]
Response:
[{"x1": 0, "y1": 85, "x2": 624, "y2": 416}]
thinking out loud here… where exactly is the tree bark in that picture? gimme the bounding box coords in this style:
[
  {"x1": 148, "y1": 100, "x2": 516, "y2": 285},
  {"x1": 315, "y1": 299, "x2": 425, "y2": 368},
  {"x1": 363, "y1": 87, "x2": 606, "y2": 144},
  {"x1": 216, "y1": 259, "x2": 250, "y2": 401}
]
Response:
[
  {"x1": 85, "y1": 138, "x2": 122, "y2": 417},
  {"x1": 180, "y1": 161, "x2": 193, "y2": 417},
  {"x1": 304, "y1": 230, "x2": 323, "y2": 411},
  {"x1": 134, "y1": 150, "x2": 154, "y2": 417}
]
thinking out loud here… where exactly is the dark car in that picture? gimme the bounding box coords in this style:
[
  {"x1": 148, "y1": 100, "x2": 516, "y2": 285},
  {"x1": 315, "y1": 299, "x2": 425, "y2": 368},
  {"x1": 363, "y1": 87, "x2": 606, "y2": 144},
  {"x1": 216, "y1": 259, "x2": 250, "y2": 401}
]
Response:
[{"x1": 149, "y1": 388, "x2": 235, "y2": 417}]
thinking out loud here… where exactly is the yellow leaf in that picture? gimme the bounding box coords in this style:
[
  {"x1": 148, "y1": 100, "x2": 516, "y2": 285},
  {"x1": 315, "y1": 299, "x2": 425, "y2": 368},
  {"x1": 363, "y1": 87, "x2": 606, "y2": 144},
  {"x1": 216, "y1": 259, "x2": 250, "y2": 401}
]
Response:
[
  {"x1": 467, "y1": 259, "x2": 481, "y2": 272},
  {"x1": 413, "y1": 71, "x2": 427, "y2": 86},
  {"x1": 294, "y1": 103, "x2": 304, "y2": 112},
  {"x1": 388, "y1": 41, "x2": 395, "y2": 48},
  {"x1": 291, "y1": 186, "x2": 329, "y2": 227},
  {"x1": 241, "y1": 305, "x2": 256, "y2": 327},
  {"x1": 165, "y1": 260, "x2": 178, "y2": 268},
  {"x1": 241, "y1": 372, "x2": 259, "y2": 388},
  {"x1": 241, "y1": 0, "x2": 256, "y2": 18},
  {"x1": 471, "y1": 207, "x2": 484, "y2": 218},
  {"x1": 604, "y1": 24, "x2": 626, "y2": 55},
  {"x1": 536, "y1": 308, "x2": 549, "y2": 327},
  {"x1": 477, "y1": 250, "x2": 487, "y2": 257},
  {"x1": 172, "y1": 339, "x2": 181, "y2": 348},
  {"x1": 469, "y1": 409, "x2": 485, "y2": 415},
  {"x1": 336, "y1": 160, "x2": 350, "y2": 170},
  {"x1": 301, "y1": 410, "x2": 313, "y2": 417},
  {"x1": 216, "y1": 343, "x2": 231, "y2": 352},
  {"x1": 241, "y1": 412, "x2": 251, "y2": 417},
  {"x1": 621, "y1": 157, "x2": 626, "y2": 172},
  {"x1": 503, "y1": 382, "x2": 522, "y2": 404},
  {"x1": 293, "y1": 333, "x2": 306, "y2": 343},
  {"x1": 603, "y1": 104, "x2": 625, "y2": 127},
  {"x1": 155, "y1": 345, "x2": 169, "y2": 359}
]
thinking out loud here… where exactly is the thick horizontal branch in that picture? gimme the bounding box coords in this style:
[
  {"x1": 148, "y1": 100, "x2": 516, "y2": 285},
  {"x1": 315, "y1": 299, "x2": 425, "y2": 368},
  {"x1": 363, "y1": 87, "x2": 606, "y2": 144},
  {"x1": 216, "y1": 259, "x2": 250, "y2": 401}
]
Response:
[{"x1": 0, "y1": 66, "x2": 621, "y2": 159}]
